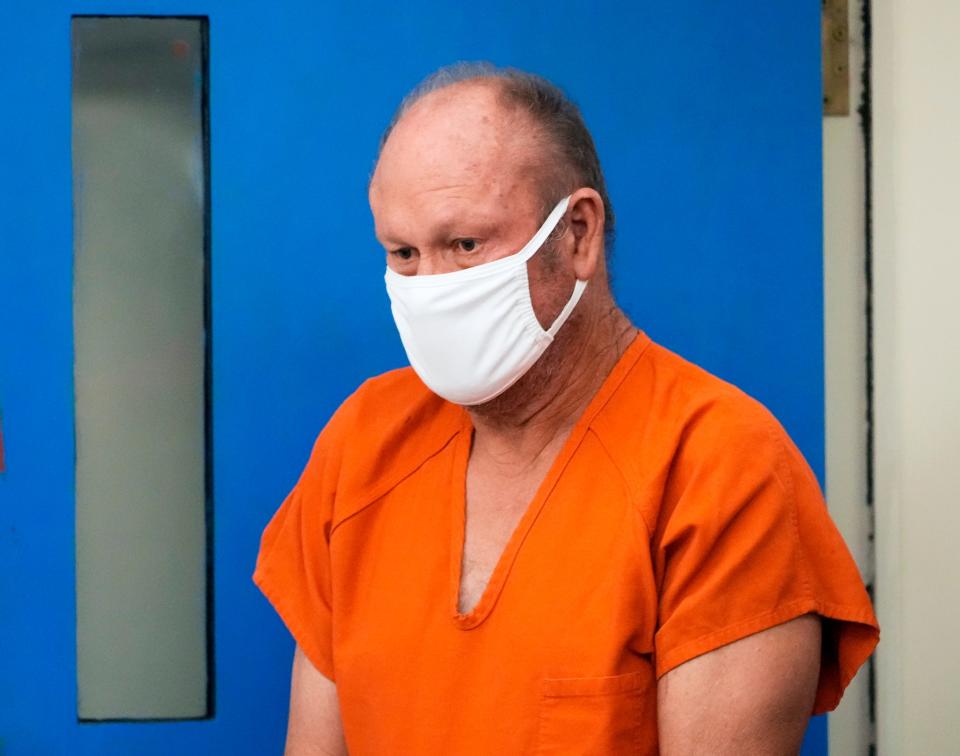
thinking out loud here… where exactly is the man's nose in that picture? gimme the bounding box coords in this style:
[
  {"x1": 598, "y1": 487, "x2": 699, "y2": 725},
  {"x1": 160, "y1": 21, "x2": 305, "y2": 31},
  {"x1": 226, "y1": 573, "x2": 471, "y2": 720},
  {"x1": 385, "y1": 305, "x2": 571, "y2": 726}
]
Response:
[{"x1": 416, "y1": 250, "x2": 458, "y2": 276}]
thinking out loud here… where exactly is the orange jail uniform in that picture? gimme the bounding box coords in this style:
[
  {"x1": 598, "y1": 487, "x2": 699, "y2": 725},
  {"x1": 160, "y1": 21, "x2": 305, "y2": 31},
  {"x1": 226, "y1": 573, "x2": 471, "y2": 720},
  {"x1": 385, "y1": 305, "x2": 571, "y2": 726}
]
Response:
[{"x1": 253, "y1": 331, "x2": 879, "y2": 754}]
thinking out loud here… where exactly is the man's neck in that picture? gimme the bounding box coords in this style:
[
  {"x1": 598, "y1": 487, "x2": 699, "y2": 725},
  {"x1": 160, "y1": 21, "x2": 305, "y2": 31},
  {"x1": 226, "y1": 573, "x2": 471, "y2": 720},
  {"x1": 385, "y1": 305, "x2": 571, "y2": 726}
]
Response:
[{"x1": 466, "y1": 302, "x2": 636, "y2": 471}]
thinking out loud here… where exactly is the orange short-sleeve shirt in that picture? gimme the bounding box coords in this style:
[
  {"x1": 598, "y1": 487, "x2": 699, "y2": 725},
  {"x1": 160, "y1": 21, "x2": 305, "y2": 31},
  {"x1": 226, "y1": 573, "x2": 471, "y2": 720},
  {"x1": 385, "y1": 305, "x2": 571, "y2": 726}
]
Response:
[{"x1": 253, "y1": 332, "x2": 879, "y2": 754}]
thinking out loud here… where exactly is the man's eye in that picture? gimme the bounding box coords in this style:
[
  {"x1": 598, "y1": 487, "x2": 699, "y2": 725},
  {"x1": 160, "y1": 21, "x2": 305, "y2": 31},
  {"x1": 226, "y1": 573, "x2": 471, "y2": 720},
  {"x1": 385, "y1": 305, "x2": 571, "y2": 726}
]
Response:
[
  {"x1": 391, "y1": 247, "x2": 415, "y2": 261},
  {"x1": 457, "y1": 239, "x2": 478, "y2": 253}
]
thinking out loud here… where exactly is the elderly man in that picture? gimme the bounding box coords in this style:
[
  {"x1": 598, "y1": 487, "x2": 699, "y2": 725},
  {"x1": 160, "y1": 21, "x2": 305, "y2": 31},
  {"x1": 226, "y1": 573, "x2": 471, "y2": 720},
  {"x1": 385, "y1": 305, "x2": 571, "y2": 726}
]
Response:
[{"x1": 254, "y1": 63, "x2": 878, "y2": 755}]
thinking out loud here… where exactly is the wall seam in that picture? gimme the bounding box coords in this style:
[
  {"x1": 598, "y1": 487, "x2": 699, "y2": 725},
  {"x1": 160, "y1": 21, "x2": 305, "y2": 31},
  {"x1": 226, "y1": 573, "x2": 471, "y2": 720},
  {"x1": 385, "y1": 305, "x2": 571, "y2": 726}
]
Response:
[{"x1": 856, "y1": 1, "x2": 877, "y2": 753}]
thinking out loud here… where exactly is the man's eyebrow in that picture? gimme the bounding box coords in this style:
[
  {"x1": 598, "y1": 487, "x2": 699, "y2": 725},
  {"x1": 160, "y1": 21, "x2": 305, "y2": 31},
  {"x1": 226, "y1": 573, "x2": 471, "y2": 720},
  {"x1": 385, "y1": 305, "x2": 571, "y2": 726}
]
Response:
[
  {"x1": 377, "y1": 215, "x2": 498, "y2": 247},
  {"x1": 375, "y1": 229, "x2": 406, "y2": 247},
  {"x1": 374, "y1": 221, "x2": 414, "y2": 246}
]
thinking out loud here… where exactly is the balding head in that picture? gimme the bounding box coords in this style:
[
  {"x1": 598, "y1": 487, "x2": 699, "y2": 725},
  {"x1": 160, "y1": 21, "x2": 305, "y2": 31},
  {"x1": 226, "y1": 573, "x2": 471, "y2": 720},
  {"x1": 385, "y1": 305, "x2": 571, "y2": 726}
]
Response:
[
  {"x1": 372, "y1": 62, "x2": 615, "y2": 252},
  {"x1": 370, "y1": 79, "x2": 549, "y2": 264}
]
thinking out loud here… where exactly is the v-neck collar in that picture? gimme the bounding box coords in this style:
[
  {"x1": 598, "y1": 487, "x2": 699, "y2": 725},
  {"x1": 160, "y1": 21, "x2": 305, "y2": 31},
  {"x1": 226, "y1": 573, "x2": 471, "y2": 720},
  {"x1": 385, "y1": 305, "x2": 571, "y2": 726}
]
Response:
[{"x1": 447, "y1": 330, "x2": 651, "y2": 630}]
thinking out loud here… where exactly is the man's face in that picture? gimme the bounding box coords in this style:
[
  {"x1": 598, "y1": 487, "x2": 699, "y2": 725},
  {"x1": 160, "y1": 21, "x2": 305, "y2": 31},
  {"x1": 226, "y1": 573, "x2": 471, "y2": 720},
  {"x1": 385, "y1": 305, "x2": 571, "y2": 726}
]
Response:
[
  {"x1": 369, "y1": 83, "x2": 554, "y2": 280},
  {"x1": 370, "y1": 81, "x2": 601, "y2": 410}
]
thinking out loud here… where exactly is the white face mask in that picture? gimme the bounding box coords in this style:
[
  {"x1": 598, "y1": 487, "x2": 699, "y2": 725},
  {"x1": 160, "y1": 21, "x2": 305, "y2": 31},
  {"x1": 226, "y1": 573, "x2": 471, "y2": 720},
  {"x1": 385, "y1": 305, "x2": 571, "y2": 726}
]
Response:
[{"x1": 384, "y1": 195, "x2": 588, "y2": 406}]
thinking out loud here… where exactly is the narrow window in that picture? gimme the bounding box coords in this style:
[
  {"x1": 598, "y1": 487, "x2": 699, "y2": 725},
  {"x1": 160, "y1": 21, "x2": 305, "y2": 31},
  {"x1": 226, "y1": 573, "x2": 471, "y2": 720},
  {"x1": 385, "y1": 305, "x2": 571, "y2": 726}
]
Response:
[{"x1": 72, "y1": 15, "x2": 211, "y2": 721}]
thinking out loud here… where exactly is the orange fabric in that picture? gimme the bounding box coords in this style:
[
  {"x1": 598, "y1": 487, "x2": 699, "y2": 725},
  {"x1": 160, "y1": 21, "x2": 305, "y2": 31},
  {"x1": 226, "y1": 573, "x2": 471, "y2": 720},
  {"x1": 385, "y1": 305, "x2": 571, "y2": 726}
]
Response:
[{"x1": 253, "y1": 332, "x2": 879, "y2": 754}]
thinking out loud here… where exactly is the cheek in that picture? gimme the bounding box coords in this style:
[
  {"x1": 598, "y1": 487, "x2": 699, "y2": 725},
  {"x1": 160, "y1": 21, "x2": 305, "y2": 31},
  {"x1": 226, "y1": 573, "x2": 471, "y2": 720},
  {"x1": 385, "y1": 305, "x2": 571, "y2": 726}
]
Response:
[{"x1": 526, "y1": 255, "x2": 571, "y2": 330}]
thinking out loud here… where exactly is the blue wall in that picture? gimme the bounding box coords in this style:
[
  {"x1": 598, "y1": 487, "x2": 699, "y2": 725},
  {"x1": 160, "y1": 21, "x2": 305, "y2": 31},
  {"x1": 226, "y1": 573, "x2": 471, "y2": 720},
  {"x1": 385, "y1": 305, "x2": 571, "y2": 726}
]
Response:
[{"x1": 0, "y1": 1, "x2": 825, "y2": 752}]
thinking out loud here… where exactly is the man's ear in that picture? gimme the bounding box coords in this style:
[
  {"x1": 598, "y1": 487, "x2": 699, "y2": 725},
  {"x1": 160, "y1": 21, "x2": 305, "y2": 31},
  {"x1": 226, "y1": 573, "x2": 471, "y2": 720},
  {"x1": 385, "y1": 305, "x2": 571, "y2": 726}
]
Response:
[{"x1": 566, "y1": 188, "x2": 606, "y2": 281}]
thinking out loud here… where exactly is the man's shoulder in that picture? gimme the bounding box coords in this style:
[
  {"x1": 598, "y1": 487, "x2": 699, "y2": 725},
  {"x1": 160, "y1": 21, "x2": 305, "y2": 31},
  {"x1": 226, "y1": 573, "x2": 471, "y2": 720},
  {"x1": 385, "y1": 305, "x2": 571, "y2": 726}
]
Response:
[
  {"x1": 594, "y1": 338, "x2": 794, "y2": 486},
  {"x1": 604, "y1": 337, "x2": 779, "y2": 426},
  {"x1": 350, "y1": 365, "x2": 434, "y2": 410},
  {"x1": 335, "y1": 365, "x2": 455, "y2": 435},
  {"x1": 304, "y1": 366, "x2": 461, "y2": 510}
]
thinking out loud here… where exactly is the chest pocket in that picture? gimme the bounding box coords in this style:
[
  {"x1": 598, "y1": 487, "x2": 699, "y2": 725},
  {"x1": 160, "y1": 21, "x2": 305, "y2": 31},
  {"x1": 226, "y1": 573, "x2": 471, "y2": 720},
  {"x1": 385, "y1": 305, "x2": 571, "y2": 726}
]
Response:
[{"x1": 535, "y1": 669, "x2": 656, "y2": 755}]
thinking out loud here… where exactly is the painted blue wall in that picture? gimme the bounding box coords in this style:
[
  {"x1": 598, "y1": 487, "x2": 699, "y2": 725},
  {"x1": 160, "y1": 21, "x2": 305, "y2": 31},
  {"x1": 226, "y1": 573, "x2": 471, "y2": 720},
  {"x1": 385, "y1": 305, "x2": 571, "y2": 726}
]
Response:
[{"x1": 0, "y1": 1, "x2": 826, "y2": 752}]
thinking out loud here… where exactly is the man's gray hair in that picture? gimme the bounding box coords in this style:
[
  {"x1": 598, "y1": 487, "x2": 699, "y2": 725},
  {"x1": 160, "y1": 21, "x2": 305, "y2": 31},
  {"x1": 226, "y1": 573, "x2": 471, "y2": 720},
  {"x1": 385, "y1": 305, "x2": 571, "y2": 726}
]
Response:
[{"x1": 377, "y1": 61, "x2": 616, "y2": 252}]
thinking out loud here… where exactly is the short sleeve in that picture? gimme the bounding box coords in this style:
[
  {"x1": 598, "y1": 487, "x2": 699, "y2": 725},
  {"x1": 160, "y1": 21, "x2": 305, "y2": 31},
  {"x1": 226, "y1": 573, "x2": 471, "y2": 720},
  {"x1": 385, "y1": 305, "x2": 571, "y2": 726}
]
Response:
[
  {"x1": 652, "y1": 399, "x2": 879, "y2": 714},
  {"x1": 253, "y1": 417, "x2": 344, "y2": 682}
]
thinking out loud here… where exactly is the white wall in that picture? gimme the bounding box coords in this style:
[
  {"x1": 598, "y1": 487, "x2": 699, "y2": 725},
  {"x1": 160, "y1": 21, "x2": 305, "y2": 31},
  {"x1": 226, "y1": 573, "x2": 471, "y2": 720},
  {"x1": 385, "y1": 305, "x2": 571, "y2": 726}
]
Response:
[
  {"x1": 823, "y1": 3, "x2": 873, "y2": 753},
  {"x1": 873, "y1": 1, "x2": 960, "y2": 752}
]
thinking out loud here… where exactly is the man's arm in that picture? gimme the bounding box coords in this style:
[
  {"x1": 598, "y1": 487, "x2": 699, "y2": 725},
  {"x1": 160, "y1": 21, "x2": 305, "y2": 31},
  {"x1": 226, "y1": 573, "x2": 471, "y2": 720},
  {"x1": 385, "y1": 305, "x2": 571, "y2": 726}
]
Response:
[
  {"x1": 657, "y1": 614, "x2": 822, "y2": 755},
  {"x1": 285, "y1": 644, "x2": 348, "y2": 756}
]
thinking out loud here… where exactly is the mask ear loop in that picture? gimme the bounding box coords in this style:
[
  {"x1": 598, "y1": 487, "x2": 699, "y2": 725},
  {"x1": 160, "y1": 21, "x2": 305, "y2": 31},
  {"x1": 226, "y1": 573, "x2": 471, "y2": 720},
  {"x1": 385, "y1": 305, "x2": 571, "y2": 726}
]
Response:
[
  {"x1": 526, "y1": 195, "x2": 587, "y2": 337},
  {"x1": 546, "y1": 278, "x2": 588, "y2": 337},
  {"x1": 515, "y1": 195, "x2": 572, "y2": 264}
]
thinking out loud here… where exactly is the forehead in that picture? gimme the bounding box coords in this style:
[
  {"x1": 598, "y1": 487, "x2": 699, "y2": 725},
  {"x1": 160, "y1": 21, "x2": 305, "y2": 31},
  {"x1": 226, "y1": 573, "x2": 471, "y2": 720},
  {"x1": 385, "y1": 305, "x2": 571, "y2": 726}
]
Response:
[{"x1": 370, "y1": 82, "x2": 543, "y2": 218}]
